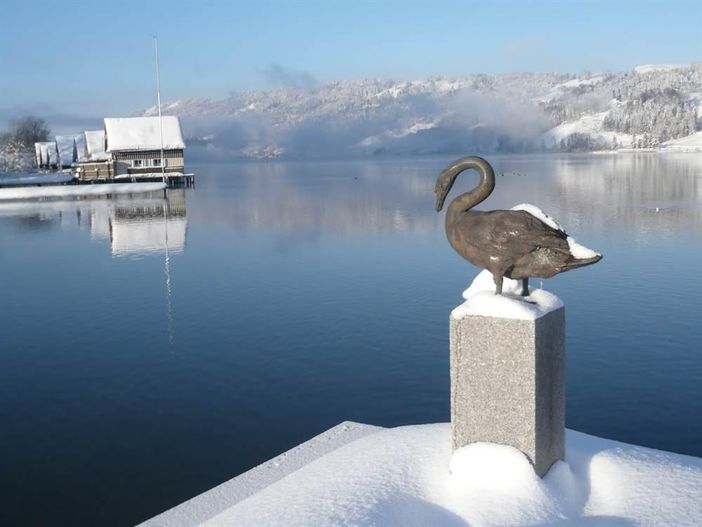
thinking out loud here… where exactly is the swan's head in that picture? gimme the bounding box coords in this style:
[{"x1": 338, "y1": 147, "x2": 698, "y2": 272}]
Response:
[{"x1": 435, "y1": 171, "x2": 451, "y2": 211}]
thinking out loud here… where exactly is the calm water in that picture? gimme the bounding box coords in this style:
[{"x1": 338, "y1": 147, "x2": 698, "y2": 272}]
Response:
[{"x1": 1, "y1": 154, "x2": 701, "y2": 526}]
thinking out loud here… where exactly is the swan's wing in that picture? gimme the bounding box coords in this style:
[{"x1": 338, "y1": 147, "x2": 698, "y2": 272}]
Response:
[{"x1": 484, "y1": 210, "x2": 569, "y2": 257}]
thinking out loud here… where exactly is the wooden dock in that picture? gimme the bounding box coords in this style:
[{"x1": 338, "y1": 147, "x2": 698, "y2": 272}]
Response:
[
  {"x1": 114, "y1": 173, "x2": 195, "y2": 188},
  {"x1": 82, "y1": 173, "x2": 195, "y2": 188}
]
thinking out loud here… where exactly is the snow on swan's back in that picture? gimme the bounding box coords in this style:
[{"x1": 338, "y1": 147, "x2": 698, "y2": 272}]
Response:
[{"x1": 511, "y1": 203, "x2": 601, "y2": 259}]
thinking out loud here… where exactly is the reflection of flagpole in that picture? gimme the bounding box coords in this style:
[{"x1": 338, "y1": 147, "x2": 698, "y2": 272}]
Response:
[{"x1": 163, "y1": 195, "x2": 175, "y2": 347}]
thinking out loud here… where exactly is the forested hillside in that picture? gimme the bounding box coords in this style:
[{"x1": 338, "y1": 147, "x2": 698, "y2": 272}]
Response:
[{"x1": 141, "y1": 64, "x2": 702, "y2": 158}]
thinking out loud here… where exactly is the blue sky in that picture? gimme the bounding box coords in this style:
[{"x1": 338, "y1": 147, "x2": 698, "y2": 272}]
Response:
[{"x1": 0, "y1": 0, "x2": 700, "y2": 128}]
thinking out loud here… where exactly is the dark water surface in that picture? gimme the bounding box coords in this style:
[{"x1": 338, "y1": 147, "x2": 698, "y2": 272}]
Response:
[{"x1": 1, "y1": 154, "x2": 701, "y2": 526}]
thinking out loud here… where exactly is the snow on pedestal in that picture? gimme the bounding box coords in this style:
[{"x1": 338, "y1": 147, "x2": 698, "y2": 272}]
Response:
[{"x1": 450, "y1": 270, "x2": 565, "y2": 477}]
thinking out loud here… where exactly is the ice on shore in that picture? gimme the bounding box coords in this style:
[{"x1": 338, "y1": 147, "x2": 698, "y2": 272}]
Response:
[
  {"x1": 203, "y1": 423, "x2": 702, "y2": 526},
  {"x1": 0, "y1": 182, "x2": 166, "y2": 201}
]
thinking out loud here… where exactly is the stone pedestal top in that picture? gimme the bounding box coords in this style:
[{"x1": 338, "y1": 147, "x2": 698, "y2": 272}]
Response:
[{"x1": 451, "y1": 270, "x2": 563, "y2": 321}]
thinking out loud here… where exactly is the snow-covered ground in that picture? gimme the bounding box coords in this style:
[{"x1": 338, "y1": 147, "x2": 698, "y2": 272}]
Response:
[
  {"x1": 661, "y1": 131, "x2": 702, "y2": 152},
  {"x1": 634, "y1": 64, "x2": 689, "y2": 74},
  {"x1": 199, "y1": 423, "x2": 702, "y2": 526},
  {"x1": 540, "y1": 111, "x2": 633, "y2": 150},
  {"x1": 535, "y1": 74, "x2": 606, "y2": 103}
]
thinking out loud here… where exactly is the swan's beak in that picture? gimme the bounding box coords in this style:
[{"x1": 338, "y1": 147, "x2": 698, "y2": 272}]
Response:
[{"x1": 435, "y1": 192, "x2": 445, "y2": 212}]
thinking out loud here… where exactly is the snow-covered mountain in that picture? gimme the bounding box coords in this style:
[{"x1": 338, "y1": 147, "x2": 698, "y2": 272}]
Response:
[{"x1": 141, "y1": 64, "x2": 702, "y2": 159}]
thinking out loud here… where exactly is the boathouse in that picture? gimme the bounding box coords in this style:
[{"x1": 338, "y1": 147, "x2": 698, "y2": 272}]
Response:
[
  {"x1": 35, "y1": 141, "x2": 58, "y2": 169},
  {"x1": 34, "y1": 143, "x2": 42, "y2": 167},
  {"x1": 104, "y1": 116, "x2": 185, "y2": 176},
  {"x1": 75, "y1": 130, "x2": 113, "y2": 180}
]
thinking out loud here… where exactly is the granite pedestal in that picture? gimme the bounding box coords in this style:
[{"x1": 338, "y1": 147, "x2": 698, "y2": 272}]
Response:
[{"x1": 450, "y1": 295, "x2": 565, "y2": 477}]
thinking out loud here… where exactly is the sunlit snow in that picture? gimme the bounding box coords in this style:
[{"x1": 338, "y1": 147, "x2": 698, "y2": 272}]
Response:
[{"x1": 201, "y1": 423, "x2": 702, "y2": 527}]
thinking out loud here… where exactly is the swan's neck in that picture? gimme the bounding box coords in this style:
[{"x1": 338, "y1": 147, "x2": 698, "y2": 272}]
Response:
[{"x1": 443, "y1": 157, "x2": 495, "y2": 219}]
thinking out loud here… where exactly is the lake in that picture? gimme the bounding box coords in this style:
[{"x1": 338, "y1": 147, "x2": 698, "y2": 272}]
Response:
[{"x1": 1, "y1": 154, "x2": 701, "y2": 526}]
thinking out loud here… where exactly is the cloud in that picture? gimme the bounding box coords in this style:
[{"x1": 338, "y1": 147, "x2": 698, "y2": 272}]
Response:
[
  {"x1": 259, "y1": 64, "x2": 317, "y2": 88},
  {"x1": 448, "y1": 90, "x2": 549, "y2": 138},
  {"x1": 503, "y1": 38, "x2": 537, "y2": 57}
]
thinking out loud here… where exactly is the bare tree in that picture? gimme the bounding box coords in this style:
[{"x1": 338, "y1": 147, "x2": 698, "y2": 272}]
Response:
[{"x1": 0, "y1": 116, "x2": 51, "y2": 149}]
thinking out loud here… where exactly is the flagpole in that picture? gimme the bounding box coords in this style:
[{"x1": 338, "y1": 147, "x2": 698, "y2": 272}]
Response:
[{"x1": 154, "y1": 36, "x2": 166, "y2": 185}]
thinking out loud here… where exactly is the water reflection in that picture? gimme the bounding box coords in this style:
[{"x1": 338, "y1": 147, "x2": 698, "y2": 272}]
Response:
[
  {"x1": 187, "y1": 155, "x2": 701, "y2": 242},
  {"x1": 189, "y1": 160, "x2": 440, "y2": 236},
  {"x1": 548, "y1": 154, "x2": 702, "y2": 239},
  {"x1": 111, "y1": 191, "x2": 187, "y2": 256},
  {"x1": 2, "y1": 155, "x2": 698, "y2": 247},
  {"x1": 0, "y1": 189, "x2": 189, "y2": 256}
]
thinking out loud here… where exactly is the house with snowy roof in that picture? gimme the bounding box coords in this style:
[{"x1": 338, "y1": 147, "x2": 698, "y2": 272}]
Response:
[{"x1": 104, "y1": 116, "x2": 186, "y2": 176}]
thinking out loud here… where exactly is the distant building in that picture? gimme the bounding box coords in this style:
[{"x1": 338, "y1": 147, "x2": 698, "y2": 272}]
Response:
[
  {"x1": 46, "y1": 116, "x2": 187, "y2": 180},
  {"x1": 104, "y1": 116, "x2": 186, "y2": 176},
  {"x1": 35, "y1": 141, "x2": 58, "y2": 169}
]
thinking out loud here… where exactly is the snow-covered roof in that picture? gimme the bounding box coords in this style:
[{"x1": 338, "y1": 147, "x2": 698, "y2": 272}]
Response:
[
  {"x1": 47, "y1": 145, "x2": 59, "y2": 165},
  {"x1": 104, "y1": 116, "x2": 186, "y2": 152},
  {"x1": 84, "y1": 130, "x2": 108, "y2": 161},
  {"x1": 55, "y1": 135, "x2": 76, "y2": 167},
  {"x1": 75, "y1": 133, "x2": 88, "y2": 163}
]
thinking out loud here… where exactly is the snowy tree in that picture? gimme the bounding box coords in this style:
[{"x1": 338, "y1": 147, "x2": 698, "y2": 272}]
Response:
[
  {"x1": 0, "y1": 116, "x2": 51, "y2": 171},
  {"x1": 0, "y1": 138, "x2": 34, "y2": 172}
]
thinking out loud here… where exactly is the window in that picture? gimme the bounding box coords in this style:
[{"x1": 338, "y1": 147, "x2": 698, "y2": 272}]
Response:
[
  {"x1": 132, "y1": 159, "x2": 143, "y2": 168},
  {"x1": 153, "y1": 158, "x2": 161, "y2": 167}
]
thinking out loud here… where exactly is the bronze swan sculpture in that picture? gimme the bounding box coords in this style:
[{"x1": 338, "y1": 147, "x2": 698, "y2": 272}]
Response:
[{"x1": 435, "y1": 156, "x2": 602, "y2": 296}]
